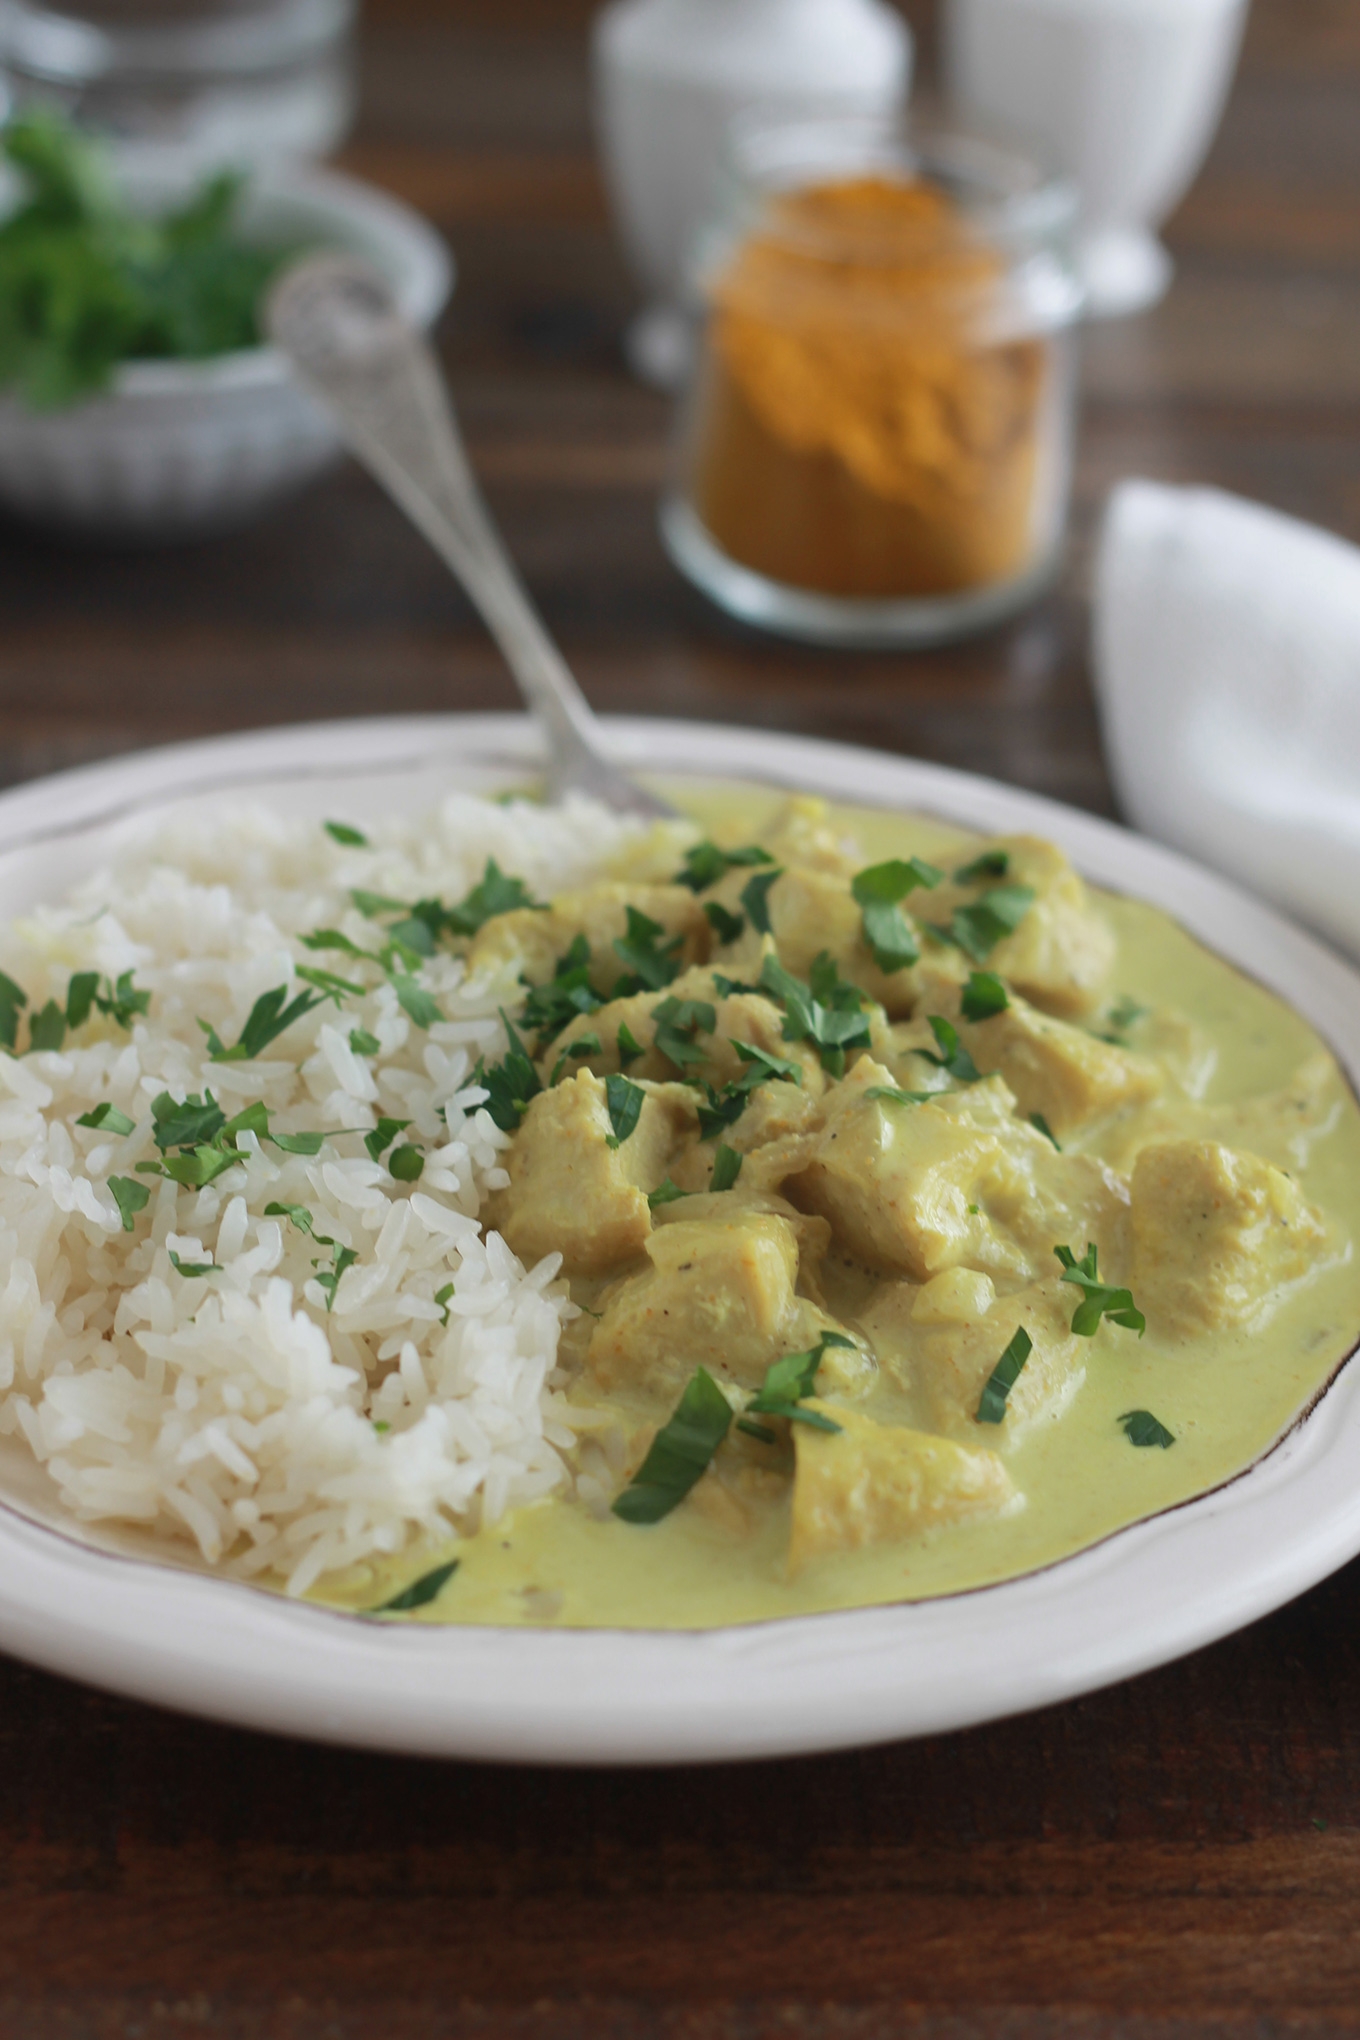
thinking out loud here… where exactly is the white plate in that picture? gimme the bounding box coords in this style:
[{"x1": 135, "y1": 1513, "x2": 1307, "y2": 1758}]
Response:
[{"x1": 1, "y1": 712, "x2": 1358, "y2": 1766}]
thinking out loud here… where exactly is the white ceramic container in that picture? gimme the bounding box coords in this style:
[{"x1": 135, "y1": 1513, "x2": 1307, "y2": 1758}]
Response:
[
  {"x1": 943, "y1": 0, "x2": 1250, "y2": 317},
  {"x1": 0, "y1": 148, "x2": 451, "y2": 541},
  {"x1": 1, "y1": 712, "x2": 1360, "y2": 1763},
  {"x1": 592, "y1": 0, "x2": 911, "y2": 385}
]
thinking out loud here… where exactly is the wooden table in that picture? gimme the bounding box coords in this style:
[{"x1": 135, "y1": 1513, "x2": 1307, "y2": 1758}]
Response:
[{"x1": 4, "y1": 2, "x2": 1360, "y2": 2031}]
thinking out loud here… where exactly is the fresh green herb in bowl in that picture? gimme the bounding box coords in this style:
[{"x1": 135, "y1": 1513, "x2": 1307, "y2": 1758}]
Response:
[{"x1": 0, "y1": 110, "x2": 294, "y2": 411}]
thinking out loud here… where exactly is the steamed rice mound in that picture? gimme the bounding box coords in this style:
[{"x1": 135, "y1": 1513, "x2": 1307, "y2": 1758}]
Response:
[{"x1": 0, "y1": 792, "x2": 659, "y2": 1597}]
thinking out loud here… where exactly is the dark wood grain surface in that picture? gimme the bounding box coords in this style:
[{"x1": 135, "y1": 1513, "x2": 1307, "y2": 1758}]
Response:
[{"x1": 3, "y1": 2, "x2": 1360, "y2": 2033}]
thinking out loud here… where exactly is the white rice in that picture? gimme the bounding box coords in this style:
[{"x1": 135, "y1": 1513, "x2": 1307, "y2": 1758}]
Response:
[{"x1": 0, "y1": 791, "x2": 661, "y2": 1595}]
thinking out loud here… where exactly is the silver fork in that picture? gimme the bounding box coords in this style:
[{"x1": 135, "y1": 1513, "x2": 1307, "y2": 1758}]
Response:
[{"x1": 264, "y1": 254, "x2": 675, "y2": 820}]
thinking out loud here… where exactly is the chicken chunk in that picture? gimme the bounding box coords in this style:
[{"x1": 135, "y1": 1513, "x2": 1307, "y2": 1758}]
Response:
[
  {"x1": 465, "y1": 882, "x2": 709, "y2": 997},
  {"x1": 492, "y1": 1070, "x2": 695, "y2": 1277},
  {"x1": 786, "y1": 1060, "x2": 1126, "y2": 1284},
  {"x1": 921, "y1": 835, "x2": 1114, "y2": 1017},
  {"x1": 906, "y1": 971, "x2": 1162, "y2": 1141},
  {"x1": 1129, "y1": 1139, "x2": 1328, "y2": 1333},
  {"x1": 586, "y1": 1210, "x2": 855, "y2": 1399},
  {"x1": 860, "y1": 1277, "x2": 1087, "y2": 1436},
  {"x1": 788, "y1": 1402, "x2": 1015, "y2": 1571}
]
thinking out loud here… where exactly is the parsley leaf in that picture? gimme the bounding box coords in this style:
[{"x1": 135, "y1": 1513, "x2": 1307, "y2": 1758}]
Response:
[
  {"x1": 616, "y1": 1021, "x2": 645, "y2": 1068},
  {"x1": 612, "y1": 1367, "x2": 734, "y2": 1523},
  {"x1": 434, "y1": 1282, "x2": 455, "y2": 1326},
  {"x1": 940, "y1": 885, "x2": 1037, "y2": 964},
  {"x1": 520, "y1": 936, "x2": 601, "y2": 1046},
  {"x1": 651, "y1": 996, "x2": 716, "y2": 1069},
  {"x1": 955, "y1": 850, "x2": 1010, "y2": 884},
  {"x1": 169, "y1": 1251, "x2": 221, "y2": 1278},
  {"x1": 612, "y1": 908, "x2": 683, "y2": 994},
  {"x1": 922, "y1": 1015, "x2": 983, "y2": 1083},
  {"x1": 65, "y1": 971, "x2": 99, "y2": 1031},
  {"x1": 745, "y1": 1331, "x2": 853, "y2": 1432},
  {"x1": 733, "y1": 1040, "x2": 803, "y2": 1084},
  {"x1": 647, "y1": 1178, "x2": 690, "y2": 1209},
  {"x1": 975, "y1": 1326, "x2": 1032, "y2": 1423},
  {"x1": 364, "y1": 1117, "x2": 411, "y2": 1163},
  {"x1": 0, "y1": 970, "x2": 27, "y2": 1050},
  {"x1": 151, "y1": 1089, "x2": 225, "y2": 1152},
  {"x1": 296, "y1": 964, "x2": 365, "y2": 1004},
  {"x1": 472, "y1": 1013, "x2": 542, "y2": 1132},
  {"x1": 758, "y1": 952, "x2": 871, "y2": 1077},
  {"x1": 312, "y1": 1242, "x2": 358, "y2": 1313},
  {"x1": 739, "y1": 867, "x2": 783, "y2": 936},
  {"x1": 76, "y1": 1101, "x2": 135, "y2": 1135},
  {"x1": 447, "y1": 859, "x2": 544, "y2": 937},
  {"x1": 369, "y1": 1559, "x2": 459, "y2": 1613},
  {"x1": 1030, "y1": 1112, "x2": 1061, "y2": 1150},
  {"x1": 859, "y1": 900, "x2": 919, "y2": 975},
  {"x1": 96, "y1": 971, "x2": 151, "y2": 1028},
  {"x1": 604, "y1": 1073, "x2": 644, "y2": 1148},
  {"x1": 709, "y1": 1143, "x2": 743, "y2": 1192},
  {"x1": 27, "y1": 1000, "x2": 65, "y2": 1053},
  {"x1": 349, "y1": 1027, "x2": 381, "y2": 1057},
  {"x1": 852, "y1": 857, "x2": 944, "y2": 905},
  {"x1": 324, "y1": 821, "x2": 369, "y2": 847},
  {"x1": 390, "y1": 974, "x2": 442, "y2": 1029},
  {"x1": 864, "y1": 1085, "x2": 935, "y2": 1107},
  {"x1": 1119, "y1": 1409, "x2": 1175, "y2": 1449},
  {"x1": 265, "y1": 1201, "x2": 315, "y2": 1236},
  {"x1": 696, "y1": 1084, "x2": 749, "y2": 1141},
  {"x1": 703, "y1": 900, "x2": 745, "y2": 945},
  {"x1": 674, "y1": 841, "x2": 773, "y2": 892},
  {"x1": 851, "y1": 861, "x2": 942, "y2": 977},
  {"x1": 1055, "y1": 1243, "x2": 1146, "y2": 1337},
  {"x1": 389, "y1": 1144, "x2": 424, "y2": 1182},
  {"x1": 201, "y1": 985, "x2": 324, "y2": 1063},
  {"x1": 108, "y1": 1175, "x2": 150, "y2": 1231},
  {"x1": 960, "y1": 971, "x2": 1009, "y2": 1022}
]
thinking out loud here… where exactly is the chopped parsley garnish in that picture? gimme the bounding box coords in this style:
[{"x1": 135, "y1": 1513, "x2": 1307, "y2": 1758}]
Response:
[
  {"x1": 0, "y1": 970, "x2": 26, "y2": 1050},
  {"x1": 611, "y1": 1367, "x2": 733, "y2": 1523},
  {"x1": 851, "y1": 858, "x2": 942, "y2": 976},
  {"x1": 703, "y1": 900, "x2": 744, "y2": 945},
  {"x1": 711, "y1": 974, "x2": 764, "y2": 998},
  {"x1": 201, "y1": 984, "x2": 324, "y2": 1063},
  {"x1": 960, "y1": 971, "x2": 1009, "y2": 1022},
  {"x1": 97, "y1": 971, "x2": 152, "y2": 1030},
  {"x1": 389, "y1": 1145, "x2": 425, "y2": 1182},
  {"x1": 674, "y1": 841, "x2": 773, "y2": 893},
  {"x1": 364, "y1": 1117, "x2": 411, "y2": 1163},
  {"x1": 616, "y1": 1021, "x2": 645, "y2": 1068},
  {"x1": 271, "y1": 1130, "x2": 327, "y2": 1156},
  {"x1": 1055, "y1": 1243, "x2": 1146, "y2": 1337},
  {"x1": 390, "y1": 974, "x2": 442, "y2": 1029},
  {"x1": 955, "y1": 850, "x2": 1010, "y2": 884},
  {"x1": 152, "y1": 1089, "x2": 226, "y2": 1152},
  {"x1": 472, "y1": 1014, "x2": 542, "y2": 1132},
  {"x1": 604, "y1": 1073, "x2": 645, "y2": 1148},
  {"x1": 64, "y1": 972, "x2": 98, "y2": 1030},
  {"x1": 745, "y1": 1332, "x2": 852, "y2": 1433},
  {"x1": 312, "y1": 1242, "x2": 358, "y2": 1313},
  {"x1": 709, "y1": 1143, "x2": 743, "y2": 1192},
  {"x1": 27, "y1": 1001, "x2": 65, "y2": 1053},
  {"x1": 369, "y1": 1559, "x2": 459, "y2": 1613},
  {"x1": 651, "y1": 996, "x2": 715, "y2": 1069},
  {"x1": 864, "y1": 1085, "x2": 935, "y2": 1108},
  {"x1": 1102, "y1": 995, "x2": 1149, "y2": 1045},
  {"x1": 76, "y1": 1102, "x2": 135, "y2": 1135},
  {"x1": 922, "y1": 1015, "x2": 983, "y2": 1084},
  {"x1": 733, "y1": 1040, "x2": 803, "y2": 1084},
  {"x1": 169, "y1": 1251, "x2": 221, "y2": 1278},
  {"x1": 758, "y1": 952, "x2": 871, "y2": 1077},
  {"x1": 1030, "y1": 1112, "x2": 1061, "y2": 1150},
  {"x1": 975, "y1": 1326, "x2": 1033, "y2": 1424},
  {"x1": 612, "y1": 907, "x2": 683, "y2": 994},
  {"x1": 325, "y1": 821, "x2": 369, "y2": 847},
  {"x1": 265, "y1": 1201, "x2": 316, "y2": 1236},
  {"x1": 520, "y1": 936, "x2": 601, "y2": 1046},
  {"x1": 1119, "y1": 1409, "x2": 1175, "y2": 1449},
  {"x1": 434, "y1": 1282, "x2": 455, "y2": 1326},
  {"x1": 566, "y1": 1033, "x2": 601, "y2": 1059},
  {"x1": 448, "y1": 860, "x2": 544, "y2": 935},
  {"x1": 647, "y1": 1178, "x2": 690, "y2": 1209},
  {"x1": 349, "y1": 1027, "x2": 381, "y2": 1057},
  {"x1": 943, "y1": 885, "x2": 1036, "y2": 964},
  {"x1": 739, "y1": 867, "x2": 783, "y2": 936},
  {"x1": 108, "y1": 1176, "x2": 150, "y2": 1231},
  {"x1": 696, "y1": 1084, "x2": 748, "y2": 1141}
]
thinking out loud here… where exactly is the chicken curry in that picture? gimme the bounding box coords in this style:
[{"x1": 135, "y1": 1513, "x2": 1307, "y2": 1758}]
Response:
[{"x1": 323, "y1": 789, "x2": 1360, "y2": 1628}]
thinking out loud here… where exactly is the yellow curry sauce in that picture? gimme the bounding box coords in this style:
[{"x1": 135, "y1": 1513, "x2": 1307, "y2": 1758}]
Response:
[{"x1": 318, "y1": 789, "x2": 1360, "y2": 1628}]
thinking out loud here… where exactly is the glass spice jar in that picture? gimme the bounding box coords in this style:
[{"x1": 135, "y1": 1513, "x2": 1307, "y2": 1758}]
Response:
[{"x1": 661, "y1": 111, "x2": 1084, "y2": 646}]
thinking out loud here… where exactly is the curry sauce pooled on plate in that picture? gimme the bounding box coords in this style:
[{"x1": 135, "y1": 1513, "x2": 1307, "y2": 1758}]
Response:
[{"x1": 345, "y1": 790, "x2": 1360, "y2": 1627}]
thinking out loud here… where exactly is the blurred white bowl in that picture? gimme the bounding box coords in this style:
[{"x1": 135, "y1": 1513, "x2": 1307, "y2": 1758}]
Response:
[
  {"x1": 944, "y1": 0, "x2": 1249, "y2": 318},
  {"x1": 0, "y1": 148, "x2": 452, "y2": 540}
]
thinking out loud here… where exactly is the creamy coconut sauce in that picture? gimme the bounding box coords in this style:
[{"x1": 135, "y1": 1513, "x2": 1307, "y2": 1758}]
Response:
[{"x1": 320, "y1": 790, "x2": 1360, "y2": 1629}]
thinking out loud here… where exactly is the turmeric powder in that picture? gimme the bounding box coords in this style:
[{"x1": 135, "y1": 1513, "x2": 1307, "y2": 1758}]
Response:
[{"x1": 687, "y1": 176, "x2": 1051, "y2": 600}]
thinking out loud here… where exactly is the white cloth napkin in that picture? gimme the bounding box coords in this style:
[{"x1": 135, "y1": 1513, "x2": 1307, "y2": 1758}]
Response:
[{"x1": 1093, "y1": 479, "x2": 1360, "y2": 959}]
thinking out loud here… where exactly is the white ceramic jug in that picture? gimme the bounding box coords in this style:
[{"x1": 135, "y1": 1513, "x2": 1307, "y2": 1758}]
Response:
[
  {"x1": 593, "y1": 0, "x2": 911, "y2": 384},
  {"x1": 944, "y1": 0, "x2": 1249, "y2": 317}
]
